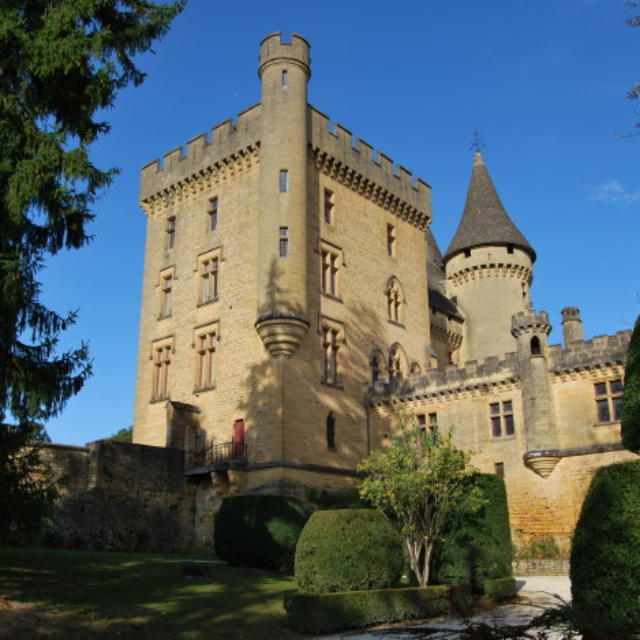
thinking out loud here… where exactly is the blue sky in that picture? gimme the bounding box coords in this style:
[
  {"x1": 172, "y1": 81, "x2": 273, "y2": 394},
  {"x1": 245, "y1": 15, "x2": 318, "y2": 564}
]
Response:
[{"x1": 42, "y1": 0, "x2": 639, "y2": 445}]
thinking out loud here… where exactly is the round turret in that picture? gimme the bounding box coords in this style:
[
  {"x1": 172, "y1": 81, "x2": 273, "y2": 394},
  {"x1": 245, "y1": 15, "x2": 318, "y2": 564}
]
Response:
[
  {"x1": 444, "y1": 153, "x2": 534, "y2": 363},
  {"x1": 561, "y1": 306, "x2": 584, "y2": 345},
  {"x1": 255, "y1": 33, "x2": 312, "y2": 358}
]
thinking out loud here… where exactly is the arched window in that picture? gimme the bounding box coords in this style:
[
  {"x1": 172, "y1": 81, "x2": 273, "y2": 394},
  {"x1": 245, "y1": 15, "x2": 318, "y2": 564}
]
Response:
[
  {"x1": 389, "y1": 344, "x2": 408, "y2": 379},
  {"x1": 385, "y1": 277, "x2": 404, "y2": 324},
  {"x1": 410, "y1": 361, "x2": 422, "y2": 376},
  {"x1": 370, "y1": 350, "x2": 386, "y2": 383},
  {"x1": 326, "y1": 412, "x2": 336, "y2": 449},
  {"x1": 531, "y1": 336, "x2": 541, "y2": 355}
]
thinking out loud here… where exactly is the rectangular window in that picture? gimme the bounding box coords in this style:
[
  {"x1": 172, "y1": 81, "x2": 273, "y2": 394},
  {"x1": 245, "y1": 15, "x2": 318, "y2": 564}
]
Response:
[
  {"x1": 281, "y1": 69, "x2": 288, "y2": 87},
  {"x1": 208, "y1": 197, "x2": 218, "y2": 231},
  {"x1": 152, "y1": 343, "x2": 172, "y2": 400},
  {"x1": 160, "y1": 272, "x2": 173, "y2": 317},
  {"x1": 166, "y1": 217, "x2": 176, "y2": 250},
  {"x1": 279, "y1": 169, "x2": 288, "y2": 193},
  {"x1": 195, "y1": 328, "x2": 217, "y2": 390},
  {"x1": 200, "y1": 256, "x2": 219, "y2": 304},
  {"x1": 494, "y1": 462, "x2": 505, "y2": 477},
  {"x1": 324, "y1": 189, "x2": 334, "y2": 224},
  {"x1": 321, "y1": 326, "x2": 340, "y2": 385},
  {"x1": 594, "y1": 379, "x2": 623, "y2": 423},
  {"x1": 321, "y1": 249, "x2": 339, "y2": 296},
  {"x1": 387, "y1": 223, "x2": 396, "y2": 256},
  {"x1": 490, "y1": 401, "x2": 515, "y2": 438},
  {"x1": 279, "y1": 227, "x2": 288, "y2": 258},
  {"x1": 428, "y1": 412, "x2": 438, "y2": 431}
]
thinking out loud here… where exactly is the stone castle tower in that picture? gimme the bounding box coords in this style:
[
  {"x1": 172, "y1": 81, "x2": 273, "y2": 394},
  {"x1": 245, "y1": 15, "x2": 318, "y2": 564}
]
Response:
[{"x1": 129, "y1": 33, "x2": 632, "y2": 550}]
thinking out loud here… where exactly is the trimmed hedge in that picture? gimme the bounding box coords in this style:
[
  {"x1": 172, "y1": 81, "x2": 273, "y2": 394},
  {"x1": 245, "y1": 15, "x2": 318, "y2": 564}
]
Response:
[
  {"x1": 431, "y1": 473, "x2": 512, "y2": 590},
  {"x1": 285, "y1": 585, "x2": 453, "y2": 634},
  {"x1": 214, "y1": 495, "x2": 310, "y2": 573},
  {"x1": 481, "y1": 577, "x2": 517, "y2": 603},
  {"x1": 295, "y1": 509, "x2": 403, "y2": 593},
  {"x1": 570, "y1": 461, "x2": 640, "y2": 640},
  {"x1": 285, "y1": 580, "x2": 515, "y2": 635}
]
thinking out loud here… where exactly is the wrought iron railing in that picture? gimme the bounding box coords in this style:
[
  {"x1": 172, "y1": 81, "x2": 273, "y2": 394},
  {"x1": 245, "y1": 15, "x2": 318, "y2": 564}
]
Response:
[{"x1": 185, "y1": 442, "x2": 248, "y2": 470}]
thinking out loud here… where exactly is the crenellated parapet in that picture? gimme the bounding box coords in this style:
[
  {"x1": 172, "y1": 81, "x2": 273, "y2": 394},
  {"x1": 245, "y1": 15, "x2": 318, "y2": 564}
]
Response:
[
  {"x1": 310, "y1": 106, "x2": 431, "y2": 230},
  {"x1": 548, "y1": 330, "x2": 631, "y2": 373},
  {"x1": 368, "y1": 353, "x2": 519, "y2": 405},
  {"x1": 139, "y1": 103, "x2": 262, "y2": 213},
  {"x1": 511, "y1": 310, "x2": 551, "y2": 338}
]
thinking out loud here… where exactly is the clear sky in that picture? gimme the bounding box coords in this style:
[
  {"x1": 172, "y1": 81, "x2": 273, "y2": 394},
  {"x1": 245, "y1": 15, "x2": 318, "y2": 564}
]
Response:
[{"x1": 42, "y1": 0, "x2": 639, "y2": 445}]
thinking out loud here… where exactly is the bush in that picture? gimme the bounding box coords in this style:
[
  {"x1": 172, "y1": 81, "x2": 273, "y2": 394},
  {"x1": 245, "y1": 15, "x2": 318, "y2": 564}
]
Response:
[
  {"x1": 285, "y1": 585, "x2": 452, "y2": 634},
  {"x1": 622, "y1": 315, "x2": 640, "y2": 453},
  {"x1": 571, "y1": 461, "x2": 640, "y2": 640},
  {"x1": 214, "y1": 495, "x2": 310, "y2": 573},
  {"x1": 516, "y1": 535, "x2": 562, "y2": 559},
  {"x1": 295, "y1": 509, "x2": 403, "y2": 593},
  {"x1": 430, "y1": 473, "x2": 512, "y2": 590}
]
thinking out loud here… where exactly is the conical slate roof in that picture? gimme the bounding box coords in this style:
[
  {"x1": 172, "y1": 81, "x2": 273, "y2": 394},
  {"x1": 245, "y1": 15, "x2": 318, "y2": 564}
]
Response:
[{"x1": 444, "y1": 152, "x2": 536, "y2": 263}]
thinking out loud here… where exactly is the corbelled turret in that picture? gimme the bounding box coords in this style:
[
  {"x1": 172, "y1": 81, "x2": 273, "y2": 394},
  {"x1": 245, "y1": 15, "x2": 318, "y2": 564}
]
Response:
[{"x1": 444, "y1": 152, "x2": 535, "y2": 363}]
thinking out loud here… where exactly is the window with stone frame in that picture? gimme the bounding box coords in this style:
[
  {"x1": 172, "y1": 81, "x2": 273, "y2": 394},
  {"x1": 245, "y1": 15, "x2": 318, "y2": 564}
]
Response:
[
  {"x1": 386, "y1": 277, "x2": 404, "y2": 324},
  {"x1": 194, "y1": 324, "x2": 218, "y2": 390},
  {"x1": 594, "y1": 379, "x2": 623, "y2": 423},
  {"x1": 208, "y1": 196, "x2": 218, "y2": 231},
  {"x1": 321, "y1": 244, "x2": 341, "y2": 297},
  {"x1": 198, "y1": 252, "x2": 220, "y2": 304},
  {"x1": 320, "y1": 318, "x2": 343, "y2": 386},
  {"x1": 386, "y1": 223, "x2": 396, "y2": 256},
  {"x1": 159, "y1": 268, "x2": 174, "y2": 318},
  {"x1": 165, "y1": 216, "x2": 176, "y2": 250},
  {"x1": 489, "y1": 400, "x2": 515, "y2": 437},
  {"x1": 370, "y1": 350, "x2": 386, "y2": 383},
  {"x1": 388, "y1": 343, "x2": 408, "y2": 379},
  {"x1": 151, "y1": 339, "x2": 173, "y2": 401},
  {"x1": 324, "y1": 189, "x2": 334, "y2": 224}
]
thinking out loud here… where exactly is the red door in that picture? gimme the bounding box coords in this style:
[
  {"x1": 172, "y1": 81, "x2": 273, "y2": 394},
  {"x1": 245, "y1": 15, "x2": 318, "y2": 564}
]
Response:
[{"x1": 233, "y1": 419, "x2": 245, "y2": 458}]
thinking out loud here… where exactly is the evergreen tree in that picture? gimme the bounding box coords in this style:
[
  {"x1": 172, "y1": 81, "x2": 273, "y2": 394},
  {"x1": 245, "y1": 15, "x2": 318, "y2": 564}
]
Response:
[
  {"x1": 622, "y1": 315, "x2": 640, "y2": 453},
  {"x1": 0, "y1": 0, "x2": 184, "y2": 545}
]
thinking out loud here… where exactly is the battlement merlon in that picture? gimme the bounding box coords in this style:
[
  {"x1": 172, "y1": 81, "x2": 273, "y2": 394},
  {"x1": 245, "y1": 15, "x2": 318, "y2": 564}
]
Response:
[
  {"x1": 259, "y1": 32, "x2": 311, "y2": 79},
  {"x1": 368, "y1": 354, "x2": 519, "y2": 405},
  {"x1": 139, "y1": 103, "x2": 262, "y2": 206},
  {"x1": 549, "y1": 329, "x2": 631, "y2": 373},
  {"x1": 310, "y1": 106, "x2": 431, "y2": 230}
]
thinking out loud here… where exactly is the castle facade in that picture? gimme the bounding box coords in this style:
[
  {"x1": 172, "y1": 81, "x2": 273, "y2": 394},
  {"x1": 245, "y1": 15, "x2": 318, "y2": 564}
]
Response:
[{"x1": 131, "y1": 33, "x2": 633, "y2": 550}]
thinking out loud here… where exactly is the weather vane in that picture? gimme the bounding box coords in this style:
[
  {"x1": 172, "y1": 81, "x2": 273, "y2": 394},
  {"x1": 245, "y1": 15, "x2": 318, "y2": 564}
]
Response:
[{"x1": 470, "y1": 130, "x2": 485, "y2": 153}]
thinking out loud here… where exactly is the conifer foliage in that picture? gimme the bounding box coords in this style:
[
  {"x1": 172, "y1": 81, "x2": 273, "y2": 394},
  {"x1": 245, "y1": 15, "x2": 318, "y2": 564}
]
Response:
[
  {"x1": 622, "y1": 315, "x2": 640, "y2": 453},
  {"x1": 0, "y1": 0, "x2": 184, "y2": 545}
]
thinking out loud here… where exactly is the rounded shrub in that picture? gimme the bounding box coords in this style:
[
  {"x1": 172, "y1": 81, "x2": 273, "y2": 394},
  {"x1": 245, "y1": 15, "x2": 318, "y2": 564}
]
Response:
[
  {"x1": 295, "y1": 509, "x2": 403, "y2": 593},
  {"x1": 430, "y1": 473, "x2": 512, "y2": 590},
  {"x1": 570, "y1": 460, "x2": 640, "y2": 640},
  {"x1": 214, "y1": 495, "x2": 310, "y2": 573}
]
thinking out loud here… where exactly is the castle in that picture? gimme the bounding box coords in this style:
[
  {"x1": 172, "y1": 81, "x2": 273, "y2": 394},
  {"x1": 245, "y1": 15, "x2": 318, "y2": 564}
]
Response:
[{"x1": 121, "y1": 33, "x2": 633, "y2": 551}]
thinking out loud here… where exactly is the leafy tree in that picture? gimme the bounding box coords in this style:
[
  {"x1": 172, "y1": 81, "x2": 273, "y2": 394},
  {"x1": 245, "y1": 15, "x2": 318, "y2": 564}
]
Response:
[
  {"x1": 107, "y1": 426, "x2": 133, "y2": 443},
  {"x1": 0, "y1": 0, "x2": 184, "y2": 546},
  {"x1": 358, "y1": 417, "x2": 481, "y2": 587},
  {"x1": 622, "y1": 315, "x2": 640, "y2": 453}
]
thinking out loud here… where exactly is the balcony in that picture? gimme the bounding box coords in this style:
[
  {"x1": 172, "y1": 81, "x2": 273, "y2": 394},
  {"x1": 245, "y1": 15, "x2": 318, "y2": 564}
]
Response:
[{"x1": 184, "y1": 442, "x2": 248, "y2": 475}]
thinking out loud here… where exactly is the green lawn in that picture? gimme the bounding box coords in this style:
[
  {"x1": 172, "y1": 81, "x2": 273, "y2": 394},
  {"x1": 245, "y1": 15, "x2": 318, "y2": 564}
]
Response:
[{"x1": 0, "y1": 548, "x2": 300, "y2": 639}]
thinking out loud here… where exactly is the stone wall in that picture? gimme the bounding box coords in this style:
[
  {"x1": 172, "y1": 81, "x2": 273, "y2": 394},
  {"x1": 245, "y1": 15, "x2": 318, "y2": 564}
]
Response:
[{"x1": 38, "y1": 440, "x2": 219, "y2": 551}]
